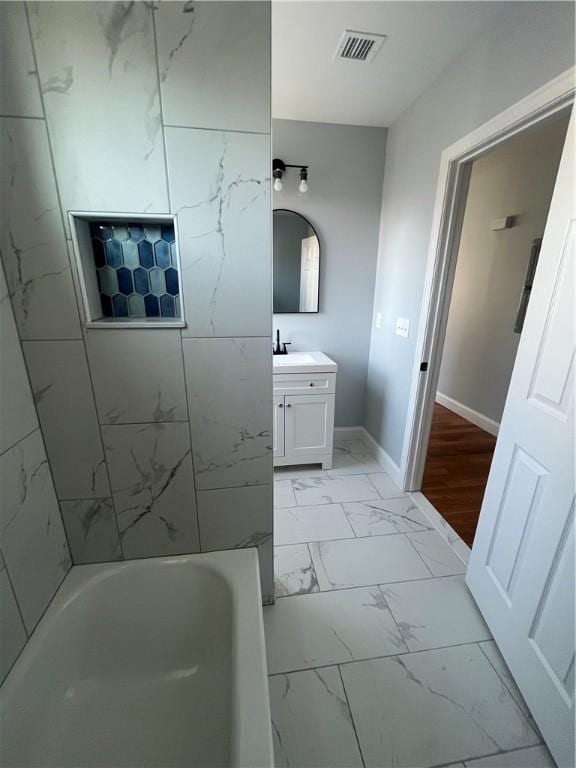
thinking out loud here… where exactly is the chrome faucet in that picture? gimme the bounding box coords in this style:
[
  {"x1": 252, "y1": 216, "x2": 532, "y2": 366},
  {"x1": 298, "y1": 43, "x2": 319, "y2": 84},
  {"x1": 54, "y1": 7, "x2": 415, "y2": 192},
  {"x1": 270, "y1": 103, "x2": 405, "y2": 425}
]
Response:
[{"x1": 273, "y1": 329, "x2": 291, "y2": 355}]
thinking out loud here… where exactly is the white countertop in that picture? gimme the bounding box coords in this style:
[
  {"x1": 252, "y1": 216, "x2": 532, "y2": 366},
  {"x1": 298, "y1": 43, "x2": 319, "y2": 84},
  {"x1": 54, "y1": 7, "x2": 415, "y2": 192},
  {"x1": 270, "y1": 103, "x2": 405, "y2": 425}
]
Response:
[{"x1": 272, "y1": 351, "x2": 337, "y2": 374}]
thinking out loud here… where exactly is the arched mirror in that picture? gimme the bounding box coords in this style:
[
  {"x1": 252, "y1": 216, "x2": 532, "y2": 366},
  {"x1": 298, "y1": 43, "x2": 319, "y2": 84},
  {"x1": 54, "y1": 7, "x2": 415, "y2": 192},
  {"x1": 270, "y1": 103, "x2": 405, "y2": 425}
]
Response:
[{"x1": 273, "y1": 209, "x2": 320, "y2": 313}]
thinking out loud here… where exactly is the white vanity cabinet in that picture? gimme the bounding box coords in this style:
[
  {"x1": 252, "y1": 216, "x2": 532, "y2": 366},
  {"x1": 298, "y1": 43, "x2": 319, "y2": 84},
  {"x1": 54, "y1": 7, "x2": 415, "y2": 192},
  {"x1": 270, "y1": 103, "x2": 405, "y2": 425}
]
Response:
[{"x1": 273, "y1": 352, "x2": 337, "y2": 469}]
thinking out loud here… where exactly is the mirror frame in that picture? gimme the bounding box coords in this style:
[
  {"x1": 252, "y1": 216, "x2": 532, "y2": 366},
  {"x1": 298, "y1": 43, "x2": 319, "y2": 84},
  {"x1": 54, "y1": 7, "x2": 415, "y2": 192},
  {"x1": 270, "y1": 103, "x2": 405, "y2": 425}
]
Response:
[{"x1": 273, "y1": 208, "x2": 321, "y2": 314}]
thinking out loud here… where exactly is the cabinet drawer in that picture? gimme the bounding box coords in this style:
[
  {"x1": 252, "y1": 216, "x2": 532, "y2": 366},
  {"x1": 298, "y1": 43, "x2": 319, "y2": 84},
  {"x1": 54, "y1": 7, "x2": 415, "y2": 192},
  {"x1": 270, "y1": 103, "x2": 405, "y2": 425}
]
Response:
[{"x1": 273, "y1": 372, "x2": 336, "y2": 396}]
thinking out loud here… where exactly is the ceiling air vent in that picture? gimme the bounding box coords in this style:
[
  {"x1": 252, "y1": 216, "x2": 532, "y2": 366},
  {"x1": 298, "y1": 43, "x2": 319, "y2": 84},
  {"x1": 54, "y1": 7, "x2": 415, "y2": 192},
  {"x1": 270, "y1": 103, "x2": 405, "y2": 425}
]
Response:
[{"x1": 335, "y1": 30, "x2": 387, "y2": 63}]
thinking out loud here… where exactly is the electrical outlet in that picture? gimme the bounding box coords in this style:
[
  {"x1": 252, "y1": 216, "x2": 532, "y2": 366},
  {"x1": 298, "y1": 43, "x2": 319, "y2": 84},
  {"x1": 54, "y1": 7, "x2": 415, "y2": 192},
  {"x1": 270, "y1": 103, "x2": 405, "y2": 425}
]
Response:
[
  {"x1": 396, "y1": 317, "x2": 410, "y2": 338},
  {"x1": 375, "y1": 312, "x2": 382, "y2": 329}
]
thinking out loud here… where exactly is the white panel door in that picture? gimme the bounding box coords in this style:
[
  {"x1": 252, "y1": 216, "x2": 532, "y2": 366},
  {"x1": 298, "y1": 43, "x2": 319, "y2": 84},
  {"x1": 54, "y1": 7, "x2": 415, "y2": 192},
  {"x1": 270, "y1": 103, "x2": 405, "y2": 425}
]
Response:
[
  {"x1": 273, "y1": 396, "x2": 285, "y2": 458},
  {"x1": 285, "y1": 394, "x2": 335, "y2": 457},
  {"x1": 467, "y1": 111, "x2": 574, "y2": 767}
]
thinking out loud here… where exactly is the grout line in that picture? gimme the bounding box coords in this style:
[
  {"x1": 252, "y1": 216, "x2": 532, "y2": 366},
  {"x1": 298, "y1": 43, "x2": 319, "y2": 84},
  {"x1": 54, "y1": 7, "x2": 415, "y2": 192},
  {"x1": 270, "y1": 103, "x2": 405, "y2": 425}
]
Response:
[
  {"x1": 476, "y1": 642, "x2": 542, "y2": 740},
  {"x1": 98, "y1": 419, "x2": 190, "y2": 428},
  {"x1": 337, "y1": 664, "x2": 366, "y2": 768},
  {"x1": 0, "y1": 113, "x2": 44, "y2": 121},
  {"x1": 267, "y1": 640, "x2": 496, "y2": 678},
  {"x1": 164, "y1": 123, "x2": 270, "y2": 136},
  {"x1": 178, "y1": 329, "x2": 202, "y2": 552},
  {"x1": 403, "y1": 529, "x2": 436, "y2": 578},
  {"x1": 151, "y1": 5, "x2": 172, "y2": 214},
  {"x1": 80, "y1": 342, "x2": 125, "y2": 561},
  {"x1": 461, "y1": 745, "x2": 549, "y2": 767},
  {"x1": 24, "y1": 2, "x2": 70, "y2": 241},
  {"x1": 273, "y1": 528, "x2": 436, "y2": 550},
  {"x1": 272, "y1": 572, "x2": 463, "y2": 600},
  {"x1": 0, "y1": 425, "x2": 39, "y2": 459},
  {"x1": 1, "y1": 556, "x2": 29, "y2": 642},
  {"x1": 13, "y1": 337, "x2": 87, "y2": 343}
]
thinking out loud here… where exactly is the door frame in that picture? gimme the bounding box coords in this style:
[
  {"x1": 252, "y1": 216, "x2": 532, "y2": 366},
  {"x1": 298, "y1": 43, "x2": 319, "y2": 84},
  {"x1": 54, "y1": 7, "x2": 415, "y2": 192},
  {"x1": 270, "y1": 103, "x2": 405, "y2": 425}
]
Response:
[{"x1": 400, "y1": 67, "x2": 575, "y2": 492}]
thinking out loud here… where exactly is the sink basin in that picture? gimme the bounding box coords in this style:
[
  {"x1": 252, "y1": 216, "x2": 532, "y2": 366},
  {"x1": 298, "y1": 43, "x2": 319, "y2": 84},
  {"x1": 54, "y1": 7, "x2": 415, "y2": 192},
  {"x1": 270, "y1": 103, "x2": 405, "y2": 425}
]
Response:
[
  {"x1": 273, "y1": 350, "x2": 337, "y2": 374},
  {"x1": 273, "y1": 352, "x2": 316, "y2": 366}
]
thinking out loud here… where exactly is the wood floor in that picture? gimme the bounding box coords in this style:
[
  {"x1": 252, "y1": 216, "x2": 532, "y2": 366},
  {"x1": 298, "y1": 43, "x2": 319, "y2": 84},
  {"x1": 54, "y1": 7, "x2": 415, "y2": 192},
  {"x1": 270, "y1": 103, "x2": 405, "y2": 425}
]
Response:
[{"x1": 421, "y1": 403, "x2": 497, "y2": 547}]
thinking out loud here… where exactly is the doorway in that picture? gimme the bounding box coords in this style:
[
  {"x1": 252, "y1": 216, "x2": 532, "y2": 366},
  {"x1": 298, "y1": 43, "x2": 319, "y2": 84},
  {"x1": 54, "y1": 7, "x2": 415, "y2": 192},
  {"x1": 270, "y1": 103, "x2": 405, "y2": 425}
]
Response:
[{"x1": 417, "y1": 111, "x2": 570, "y2": 546}]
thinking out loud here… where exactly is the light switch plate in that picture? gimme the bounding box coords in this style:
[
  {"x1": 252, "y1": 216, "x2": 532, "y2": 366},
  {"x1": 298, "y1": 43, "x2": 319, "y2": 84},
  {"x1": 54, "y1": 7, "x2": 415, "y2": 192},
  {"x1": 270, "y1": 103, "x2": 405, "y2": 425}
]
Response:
[
  {"x1": 375, "y1": 312, "x2": 382, "y2": 329},
  {"x1": 396, "y1": 317, "x2": 410, "y2": 338}
]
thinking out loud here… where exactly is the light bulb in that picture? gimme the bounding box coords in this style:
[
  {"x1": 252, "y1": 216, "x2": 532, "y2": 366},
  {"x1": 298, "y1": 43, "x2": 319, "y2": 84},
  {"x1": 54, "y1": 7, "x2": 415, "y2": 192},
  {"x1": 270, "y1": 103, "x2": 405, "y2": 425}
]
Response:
[
  {"x1": 299, "y1": 179, "x2": 308, "y2": 193},
  {"x1": 274, "y1": 177, "x2": 283, "y2": 192}
]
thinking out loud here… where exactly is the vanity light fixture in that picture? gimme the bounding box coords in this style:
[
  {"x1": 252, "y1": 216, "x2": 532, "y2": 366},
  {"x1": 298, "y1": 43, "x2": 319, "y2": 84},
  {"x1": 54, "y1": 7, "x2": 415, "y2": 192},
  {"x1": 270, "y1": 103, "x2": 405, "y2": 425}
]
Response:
[
  {"x1": 273, "y1": 159, "x2": 285, "y2": 192},
  {"x1": 273, "y1": 158, "x2": 309, "y2": 193}
]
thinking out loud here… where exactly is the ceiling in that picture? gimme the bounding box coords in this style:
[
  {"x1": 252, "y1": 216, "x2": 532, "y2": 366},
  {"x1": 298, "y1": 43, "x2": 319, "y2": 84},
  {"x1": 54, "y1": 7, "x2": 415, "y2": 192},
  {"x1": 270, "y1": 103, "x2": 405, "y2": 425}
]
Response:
[{"x1": 272, "y1": 1, "x2": 505, "y2": 127}]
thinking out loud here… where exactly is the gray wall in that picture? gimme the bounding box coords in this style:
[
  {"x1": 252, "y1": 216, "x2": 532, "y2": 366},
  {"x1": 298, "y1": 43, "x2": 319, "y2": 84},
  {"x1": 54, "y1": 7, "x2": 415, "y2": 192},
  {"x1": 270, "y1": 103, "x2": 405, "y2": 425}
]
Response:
[
  {"x1": 438, "y1": 113, "x2": 569, "y2": 424},
  {"x1": 273, "y1": 119, "x2": 387, "y2": 427},
  {"x1": 364, "y1": 2, "x2": 575, "y2": 464},
  {"x1": 0, "y1": 0, "x2": 274, "y2": 619}
]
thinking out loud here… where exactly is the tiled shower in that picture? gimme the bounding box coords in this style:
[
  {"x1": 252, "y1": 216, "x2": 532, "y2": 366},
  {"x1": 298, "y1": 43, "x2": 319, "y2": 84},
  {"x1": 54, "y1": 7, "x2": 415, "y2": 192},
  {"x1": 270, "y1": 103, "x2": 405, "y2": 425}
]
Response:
[{"x1": 0, "y1": 0, "x2": 273, "y2": 681}]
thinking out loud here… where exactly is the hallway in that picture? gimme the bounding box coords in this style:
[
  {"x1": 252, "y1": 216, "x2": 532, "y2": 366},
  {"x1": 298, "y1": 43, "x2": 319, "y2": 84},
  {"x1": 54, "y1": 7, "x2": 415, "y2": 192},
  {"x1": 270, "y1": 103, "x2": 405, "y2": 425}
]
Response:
[{"x1": 422, "y1": 404, "x2": 497, "y2": 547}]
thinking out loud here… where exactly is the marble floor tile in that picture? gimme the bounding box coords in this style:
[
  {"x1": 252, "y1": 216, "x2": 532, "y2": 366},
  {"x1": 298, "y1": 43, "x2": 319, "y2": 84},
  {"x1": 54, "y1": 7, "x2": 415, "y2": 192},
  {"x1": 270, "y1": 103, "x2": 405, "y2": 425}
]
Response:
[
  {"x1": 381, "y1": 576, "x2": 491, "y2": 651},
  {"x1": 273, "y1": 479, "x2": 297, "y2": 509},
  {"x1": 341, "y1": 644, "x2": 540, "y2": 768},
  {"x1": 333, "y1": 437, "x2": 371, "y2": 454},
  {"x1": 274, "y1": 503, "x2": 355, "y2": 546},
  {"x1": 328, "y1": 447, "x2": 384, "y2": 476},
  {"x1": 274, "y1": 544, "x2": 319, "y2": 597},
  {"x1": 407, "y1": 530, "x2": 467, "y2": 576},
  {"x1": 269, "y1": 667, "x2": 363, "y2": 768},
  {"x1": 464, "y1": 745, "x2": 555, "y2": 768},
  {"x1": 264, "y1": 586, "x2": 407, "y2": 674},
  {"x1": 478, "y1": 641, "x2": 536, "y2": 726},
  {"x1": 344, "y1": 497, "x2": 432, "y2": 537},
  {"x1": 292, "y1": 474, "x2": 381, "y2": 506},
  {"x1": 310, "y1": 535, "x2": 431, "y2": 590},
  {"x1": 369, "y1": 472, "x2": 407, "y2": 499},
  {"x1": 414, "y1": 492, "x2": 472, "y2": 565}
]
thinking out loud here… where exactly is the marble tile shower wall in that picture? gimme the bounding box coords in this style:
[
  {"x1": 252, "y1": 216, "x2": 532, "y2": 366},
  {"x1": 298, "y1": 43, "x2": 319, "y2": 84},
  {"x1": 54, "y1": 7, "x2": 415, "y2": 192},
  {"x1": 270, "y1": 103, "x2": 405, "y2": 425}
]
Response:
[
  {"x1": 0, "y1": 264, "x2": 72, "y2": 683},
  {"x1": 0, "y1": 0, "x2": 274, "y2": 632}
]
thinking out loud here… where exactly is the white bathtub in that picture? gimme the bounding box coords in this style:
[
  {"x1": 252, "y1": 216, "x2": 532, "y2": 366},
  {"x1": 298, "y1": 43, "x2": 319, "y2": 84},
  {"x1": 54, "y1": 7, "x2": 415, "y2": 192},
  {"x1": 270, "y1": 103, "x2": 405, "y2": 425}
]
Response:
[{"x1": 0, "y1": 549, "x2": 273, "y2": 767}]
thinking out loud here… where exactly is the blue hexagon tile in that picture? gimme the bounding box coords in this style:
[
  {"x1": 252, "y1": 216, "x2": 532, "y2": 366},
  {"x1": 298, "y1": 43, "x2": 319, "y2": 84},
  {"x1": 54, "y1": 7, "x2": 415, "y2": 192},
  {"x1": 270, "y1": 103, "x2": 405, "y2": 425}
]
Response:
[{"x1": 90, "y1": 222, "x2": 180, "y2": 319}]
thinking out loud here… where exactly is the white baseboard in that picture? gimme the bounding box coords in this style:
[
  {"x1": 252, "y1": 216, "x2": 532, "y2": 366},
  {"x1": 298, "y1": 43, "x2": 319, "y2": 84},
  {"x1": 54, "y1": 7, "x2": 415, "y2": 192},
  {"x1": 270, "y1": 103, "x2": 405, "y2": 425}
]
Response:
[
  {"x1": 436, "y1": 392, "x2": 500, "y2": 436},
  {"x1": 334, "y1": 426, "x2": 403, "y2": 487},
  {"x1": 359, "y1": 428, "x2": 404, "y2": 488},
  {"x1": 333, "y1": 426, "x2": 366, "y2": 441},
  {"x1": 409, "y1": 491, "x2": 471, "y2": 566}
]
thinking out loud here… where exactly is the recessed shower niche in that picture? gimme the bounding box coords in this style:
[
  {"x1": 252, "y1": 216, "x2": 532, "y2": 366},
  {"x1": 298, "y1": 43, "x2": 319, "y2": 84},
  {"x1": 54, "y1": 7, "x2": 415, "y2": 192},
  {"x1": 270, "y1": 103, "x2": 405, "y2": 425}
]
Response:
[{"x1": 69, "y1": 212, "x2": 184, "y2": 327}]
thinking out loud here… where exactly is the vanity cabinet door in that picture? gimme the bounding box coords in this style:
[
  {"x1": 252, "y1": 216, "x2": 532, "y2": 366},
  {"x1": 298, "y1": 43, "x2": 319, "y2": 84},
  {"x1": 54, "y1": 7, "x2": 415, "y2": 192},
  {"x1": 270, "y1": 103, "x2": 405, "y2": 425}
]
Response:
[
  {"x1": 284, "y1": 394, "x2": 335, "y2": 457},
  {"x1": 273, "y1": 396, "x2": 285, "y2": 458}
]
